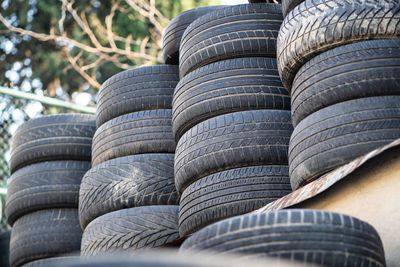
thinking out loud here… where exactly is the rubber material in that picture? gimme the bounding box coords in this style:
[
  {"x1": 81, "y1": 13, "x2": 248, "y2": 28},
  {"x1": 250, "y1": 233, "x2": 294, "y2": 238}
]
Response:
[
  {"x1": 174, "y1": 110, "x2": 292, "y2": 194},
  {"x1": 6, "y1": 160, "x2": 90, "y2": 226},
  {"x1": 79, "y1": 154, "x2": 178, "y2": 229},
  {"x1": 180, "y1": 209, "x2": 386, "y2": 267},
  {"x1": 22, "y1": 256, "x2": 80, "y2": 267},
  {"x1": 289, "y1": 96, "x2": 400, "y2": 190},
  {"x1": 0, "y1": 230, "x2": 10, "y2": 267},
  {"x1": 81, "y1": 206, "x2": 179, "y2": 256},
  {"x1": 96, "y1": 65, "x2": 179, "y2": 128},
  {"x1": 10, "y1": 114, "x2": 95, "y2": 173},
  {"x1": 91, "y1": 109, "x2": 175, "y2": 167},
  {"x1": 179, "y1": 4, "x2": 283, "y2": 77},
  {"x1": 277, "y1": 0, "x2": 400, "y2": 90},
  {"x1": 179, "y1": 166, "x2": 291, "y2": 237},
  {"x1": 172, "y1": 57, "x2": 290, "y2": 141},
  {"x1": 281, "y1": 0, "x2": 303, "y2": 17}
]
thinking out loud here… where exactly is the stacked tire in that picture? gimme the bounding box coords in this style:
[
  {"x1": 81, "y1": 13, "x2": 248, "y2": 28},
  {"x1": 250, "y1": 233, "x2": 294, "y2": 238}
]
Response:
[
  {"x1": 5, "y1": 114, "x2": 96, "y2": 267},
  {"x1": 162, "y1": 3, "x2": 294, "y2": 238},
  {"x1": 276, "y1": 0, "x2": 400, "y2": 190},
  {"x1": 79, "y1": 65, "x2": 181, "y2": 256}
]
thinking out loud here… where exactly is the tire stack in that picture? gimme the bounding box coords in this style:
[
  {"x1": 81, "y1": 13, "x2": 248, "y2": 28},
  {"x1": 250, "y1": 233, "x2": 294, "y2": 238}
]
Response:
[
  {"x1": 79, "y1": 65, "x2": 182, "y2": 256},
  {"x1": 5, "y1": 114, "x2": 96, "y2": 267},
  {"x1": 276, "y1": 0, "x2": 400, "y2": 190},
  {"x1": 164, "y1": 3, "x2": 293, "y2": 238}
]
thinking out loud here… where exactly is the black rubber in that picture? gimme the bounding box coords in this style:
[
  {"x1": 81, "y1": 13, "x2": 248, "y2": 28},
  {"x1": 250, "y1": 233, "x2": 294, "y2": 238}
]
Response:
[
  {"x1": 6, "y1": 160, "x2": 90, "y2": 226},
  {"x1": 291, "y1": 39, "x2": 400, "y2": 127},
  {"x1": 96, "y1": 65, "x2": 179, "y2": 128},
  {"x1": 249, "y1": 0, "x2": 282, "y2": 3},
  {"x1": 10, "y1": 114, "x2": 95, "y2": 173},
  {"x1": 91, "y1": 109, "x2": 175, "y2": 167},
  {"x1": 162, "y1": 6, "x2": 226, "y2": 65},
  {"x1": 281, "y1": 0, "x2": 303, "y2": 17},
  {"x1": 81, "y1": 206, "x2": 179, "y2": 256},
  {"x1": 179, "y1": 166, "x2": 291, "y2": 237},
  {"x1": 22, "y1": 256, "x2": 80, "y2": 267},
  {"x1": 0, "y1": 230, "x2": 10, "y2": 267},
  {"x1": 289, "y1": 96, "x2": 400, "y2": 190},
  {"x1": 79, "y1": 154, "x2": 178, "y2": 230},
  {"x1": 174, "y1": 110, "x2": 292, "y2": 194},
  {"x1": 180, "y1": 209, "x2": 386, "y2": 267},
  {"x1": 10, "y1": 208, "x2": 82, "y2": 267},
  {"x1": 277, "y1": 0, "x2": 400, "y2": 91},
  {"x1": 172, "y1": 57, "x2": 290, "y2": 141},
  {"x1": 179, "y1": 4, "x2": 283, "y2": 78}
]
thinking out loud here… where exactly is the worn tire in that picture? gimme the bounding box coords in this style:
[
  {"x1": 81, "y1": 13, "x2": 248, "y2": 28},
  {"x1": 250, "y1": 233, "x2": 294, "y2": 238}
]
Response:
[
  {"x1": 162, "y1": 6, "x2": 226, "y2": 65},
  {"x1": 289, "y1": 96, "x2": 400, "y2": 190},
  {"x1": 172, "y1": 57, "x2": 290, "y2": 141},
  {"x1": 81, "y1": 206, "x2": 179, "y2": 256},
  {"x1": 6, "y1": 161, "x2": 90, "y2": 226},
  {"x1": 10, "y1": 114, "x2": 95, "y2": 173},
  {"x1": 10, "y1": 209, "x2": 82, "y2": 267},
  {"x1": 91, "y1": 109, "x2": 175, "y2": 167},
  {"x1": 0, "y1": 230, "x2": 10, "y2": 267},
  {"x1": 180, "y1": 209, "x2": 385, "y2": 266},
  {"x1": 79, "y1": 154, "x2": 178, "y2": 229},
  {"x1": 281, "y1": 0, "x2": 303, "y2": 17},
  {"x1": 22, "y1": 257, "x2": 80, "y2": 267},
  {"x1": 96, "y1": 65, "x2": 179, "y2": 128},
  {"x1": 179, "y1": 4, "x2": 283, "y2": 77},
  {"x1": 277, "y1": 0, "x2": 400, "y2": 91},
  {"x1": 291, "y1": 39, "x2": 400, "y2": 127},
  {"x1": 179, "y1": 166, "x2": 291, "y2": 237},
  {"x1": 175, "y1": 110, "x2": 292, "y2": 194}
]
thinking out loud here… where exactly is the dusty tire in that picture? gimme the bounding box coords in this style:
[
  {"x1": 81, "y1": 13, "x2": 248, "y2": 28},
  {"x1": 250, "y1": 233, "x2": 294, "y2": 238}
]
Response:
[
  {"x1": 0, "y1": 230, "x2": 10, "y2": 267},
  {"x1": 172, "y1": 57, "x2": 290, "y2": 141},
  {"x1": 22, "y1": 257, "x2": 80, "y2": 267},
  {"x1": 10, "y1": 114, "x2": 95, "y2": 173},
  {"x1": 162, "y1": 6, "x2": 226, "y2": 65},
  {"x1": 10, "y1": 209, "x2": 82, "y2": 267},
  {"x1": 79, "y1": 154, "x2": 178, "y2": 229},
  {"x1": 91, "y1": 109, "x2": 175, "y2": 167},
  {"x1": 180, "y1": 209, "x2": 386, "y2": 267},
  {"x1": 289, "y1": 96, "x2": 400, "y2": 190},
  {"x1": 277, "y1": 0, "x2": 400, "y2": 90},
  {"x1": 174, "y1": 110, "x2": 292, "y2": 194},
  {"x1": 179, "y1": 166, "x2": 291, "y2": 237},
  {"x1": 6, "y1": 161, "x2": 90, "y2": 226},
  {"x1": 291, "y1": 39, "x2": 400, "y2": 127},
  {"x1": 281, "y1": 0, "x2": 303, "y2": 17},
  {"x1": 81, "y1": 206, "x2": 179, "y2": 256},
  {"x1": 179, "y1": 4, "x2": 283, "y2": 78},
  {"x1": 96, "y1": 65, "x2": 179, "y2": 128}
]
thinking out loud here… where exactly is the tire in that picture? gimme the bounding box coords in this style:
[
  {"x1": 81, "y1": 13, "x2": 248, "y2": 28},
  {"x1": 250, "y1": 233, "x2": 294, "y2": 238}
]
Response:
[
  {"x1": 289, "y1": 96, "x2": 400, "y2": 190},
  {"x1": 179, "y1": 166, "x2": 291, "y2": 237},
  {"x1": 10, "y1": 209, "x2": 82, "y2": 267},
  {"x1": 91, "y1": 109, "x2": 175, "y2": 167},
  {"x1": 174, "y1": 110, "x2": 292, "y2": 194},
  {"x1": 22, "y1": 256, "x2": 80, "y2": 267},
  {"x1": 10, "y1": 114, "x2": 95, "y2": 174},
  {"x1": 0, "y1": 230, "x2": 10, "y2": 267},
  {"x1": 281, "y1": 0, "x2": 303, "y2": 17},
  {"x1": 162, "y1": 6, "x2": 226, "y2": 65},
  {"x1": 6, "y1": 161, "x2": 90, "y2": 226},
  {"x1": 79, "y1": 154, "x2": 178, "y2": 230},
  {"x1": 277, "y1": 0, "x2": 400, "y2": 91},
  {"x1": 179, "y1": 4, "x2": 283, "y2": 78},
  {"x1": 172, "y1": 57, "x2": 290, "y2": 141},
  {"x1": 291, "y1": 39, "x2": 400, "y2": 127},
  {"x1": 180, "y1": 209, "x2": 386, "y2": 267},
  {"x1": 96, "y1": 65, "x2": 179, "y2": 128},
  {"x1": 81, "y1": 206, "x2": 179, "y2": 256}
]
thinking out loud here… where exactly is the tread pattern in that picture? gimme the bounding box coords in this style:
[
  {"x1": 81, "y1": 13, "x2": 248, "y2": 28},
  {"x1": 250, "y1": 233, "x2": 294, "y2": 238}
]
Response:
[
  {"x1": 79, "y1": 154, "x2": 178, "y2": 229},
  {"x1": 281, "y1": 0, "x2": 303, "y2": 17},
  {"x1": 6, "y1": 160, "x2": 90, "y2": 226},
  {"x1": 180, "y1": 209, "x2": 386, "y2": 267},
  {"x1": 10, "y1": 209, "x2": 82, "y2": 267},
  {"x1": 81, "y1": 206, "x2": 179, "y2": 256},
  {"x1": 289, "y1": 96, "x2": 400, "y2": 190},
  {"x1": 291, "y1": 39, "x2": 400, "y2": 127},
  {"x1": 91, "y1": 109, "x2": 175, "y2": 167},
  {"x1": 10, "y1": 114, "x2": 95, "y2": 173},
  {"x1": 96, "y1": 65, "x2": 179, "y2": 128},
  {"x1": 179, "y1": 166, "x2": 291, "y2": 237},
  {"x1": 172, "y1": 57, "x2": 290, "y2": 141},
  {"x1": 277, "y1": 0, "x2": 400, "y2": 90},
  {"x1": 179, "y1": 4, "x2": 283, "y2": 77},
  {"x1": 174, "y1": 110, "x2": 293, "y2": 194}
]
